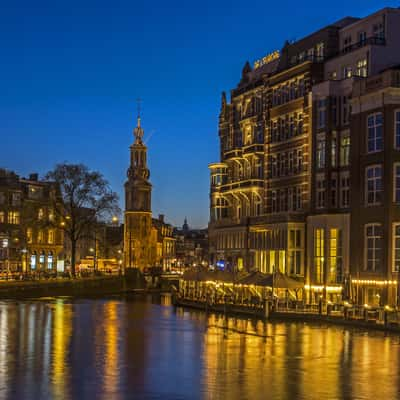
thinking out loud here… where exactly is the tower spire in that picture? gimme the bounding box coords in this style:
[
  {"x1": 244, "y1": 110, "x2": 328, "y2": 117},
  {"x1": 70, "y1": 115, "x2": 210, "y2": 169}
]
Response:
[{"x1": 133, "y1": 98, "x2": 144, "y2": 143}]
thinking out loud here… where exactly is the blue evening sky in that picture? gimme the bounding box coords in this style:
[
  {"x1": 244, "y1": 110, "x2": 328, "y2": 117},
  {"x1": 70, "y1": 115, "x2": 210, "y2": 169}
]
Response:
[{"x1": 0, "y1": 0, "x2": 395, "y2": 228}]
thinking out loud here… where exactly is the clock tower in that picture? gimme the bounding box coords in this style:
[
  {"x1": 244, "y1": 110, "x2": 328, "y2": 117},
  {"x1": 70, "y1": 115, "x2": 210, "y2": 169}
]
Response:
[{"x1": 124, "y1": 114, "x2": 153, "y2": 271}]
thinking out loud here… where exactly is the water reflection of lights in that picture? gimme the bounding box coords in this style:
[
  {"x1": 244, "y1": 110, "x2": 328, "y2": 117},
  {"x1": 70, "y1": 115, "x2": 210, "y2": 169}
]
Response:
[
  {"x1": 102, "y1": 302, "x2": 120, "y2": 400},
  {"x1": 52, "y1": 299, "x2": 72, "y2": 400}
]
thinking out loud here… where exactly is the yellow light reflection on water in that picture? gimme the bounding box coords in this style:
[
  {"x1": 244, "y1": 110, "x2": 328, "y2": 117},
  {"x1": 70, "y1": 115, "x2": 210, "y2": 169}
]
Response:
[
  {"x1": 102, "y1": 301, "x2": 121, "y2": 400},
  {"x1": 52, "y1": 299, "x2": 72, "y2": 400}
]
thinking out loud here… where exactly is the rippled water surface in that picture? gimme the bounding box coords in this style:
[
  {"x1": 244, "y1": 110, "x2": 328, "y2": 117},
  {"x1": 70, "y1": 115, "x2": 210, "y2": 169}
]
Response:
[{"x1": 0, "y1": 295, "x2": 399, "y2": 400}]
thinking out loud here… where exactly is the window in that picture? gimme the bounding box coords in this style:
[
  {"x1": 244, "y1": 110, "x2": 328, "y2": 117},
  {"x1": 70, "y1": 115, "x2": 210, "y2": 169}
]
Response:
[
  {"x1": 331, "y1": 174, "x2": 338, "y2": 207},
  {"x1": 340, "y1": 172, "x2": 350, "y2": 208},
  {"x1": 366, "y1": 165, "x2": 382, "y2": 205},
  {"x1": 271, "y1": 191, "x2": 277, "y2": 213},
  {"x1": 393, "y1": 224, "x2": 400, "y2": 272},
  {"x1": 292, "y1": 186, "x2": 302, "y2": 211},
  {"x1": 317, "y1": 99, "x2": 327, "y2": 128},
  {"x1": 0, "y1": 212, "x2": 4, "y2": 223},
  {"x1": 343, "y1": 66, "x2": 352, "y2": 79},
  {"x1": 316, "y1": 136, "x2": 326, "y2": 169},
  {"x1": 340, "y1": 135, "x2": 350, "y2": 166},
  {"x1": 48, "y1": 230, "x2": 55, "y2": 245},
  {"x1": 7, "y1": 211, "x2": 20, "y2": 224},
  {"x1": 38, "y1": 230, "x2": 44, "y2": 244},
  {"x1": 367, "y1": 113, "x2": 383, "y2": 153},
  {"x1": 255, "y1": 158, "x2": 263, "y2": 178},
  {"x1": 38, "y1": 208, "x2": 44, "y2": 220},
  {"x1": 30, "y1": 253, "x2": 37, "y2": 270},
  {"x1": 356, "y1": 59, "x2": 367, "y2": 77},
  {"x1": 365, "y1": 224, "x2": 382, "y2": 271},
  {"x1": 373, "y1": 22, "x2": 385, "y2": 39},
  {"x1": 342, "y1": 97, "x2": 351, "y2": 125},
  {"x1": 394, "y1": 163, "x2": 400, "y2": 203},
  {"x1": 316, "y1": 42, "x2": 324, "y2": 59},
  {"x1": 316, "y1": 174, "x2": 326, "y2": 209},
  {"x1": 329, "y1": 229, "x2": 342, "y2": 283},
  {"x1": 0, "y1": 193, "x2": 5, "y2": 205},
  {"x1": 289, "y1": 229, "x2": 302, "y2": 275},
  {"x1": 332, "y1": 97, "x2": 338, "y2": 126},
  {"x1": 47, "y1": 252, "x2": 53, "y2": 270},
  {"x1": 297, "y1": 113, "x2": 303, "y2": 135},
  {"x1": 27, "y1": 228, "x2": 33, "y2": 244},
  {"x1": 314, "y1": 229, "x2": 324, "y2": 283},
  {"x1": 331, "y1": 134, "x2": 337, "y2": 167},
  {"x1": 358, "y1": 31, "x2": 367, "y2": 44},
  {"x1": 296, "y1": 149, "x2": 303, "y2": 172},
  {"x1": 11, "y1": 192, "x2": 21, "y2": 206},
  {"x1": 28, "y1": 185, "x2": 43, "y2": 200},
  {"x1": 39, "y1": 252, "x2": 45, "y2": 267},
  {"x1": 395, "y1": 110, "x2": 400, "y2": 149},
  {"x1": 343, "y1": 36, "x2": 352, "y2": 51}
]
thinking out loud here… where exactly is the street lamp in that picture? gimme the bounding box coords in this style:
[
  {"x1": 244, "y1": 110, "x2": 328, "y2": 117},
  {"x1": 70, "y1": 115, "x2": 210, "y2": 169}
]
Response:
[{"x1": 89, "y1": 247, "x2": 96, "y2": 272}]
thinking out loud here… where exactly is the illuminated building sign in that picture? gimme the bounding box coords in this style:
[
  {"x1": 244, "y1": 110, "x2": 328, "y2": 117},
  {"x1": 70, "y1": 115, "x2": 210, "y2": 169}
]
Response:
[{"x1": 254, "y1": 50, "x2": 280, "y2": 69}]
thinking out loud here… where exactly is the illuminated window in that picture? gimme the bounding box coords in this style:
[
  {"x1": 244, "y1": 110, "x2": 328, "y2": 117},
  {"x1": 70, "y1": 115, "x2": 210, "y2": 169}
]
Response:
[
  {"x1": 394, "y1": 163, "x2": 400, "y2": 203},
  {"x1": 8, "y1": 211, "x2": 20, "y2": 224},
  {"x1": 30, "y1": 253, "x2": 37, "y2": 270},
  {"x1": 289, "y1": 229, "x2": 302, "y2": 275},
  {"x1": 27, "y1": 228, "x2": 33, "y2": 244},
  {"x1": 365, "y1": 165, "x2": 382, "y2": 205},
  {"x1": 367, "y1": 113, "x2": 383, "y2": 153},
  {"x1": 365, "y1": 224, "x2": 382, "y2": 271},
  {"x1": 393, "y1": 224, "x2": 400, "y2": 272},
  {"x1": 48, "y1": 230, "x2": 55, "y2": 244},
  {"x1": 342, "y1": 66, "x2": 352, "y2": 79},
  {"x1": 314, "y1": 229, "x2": 324, "y2": 283},
  {"x1": 395, "y1": 110, "x2": 400, "y2": 149},
  {"x1": 356, "y1": 59, "x2": 367, "y2": 77},
  {"x1": 38, "y1": 230, "x2": 44, "y2": 243},
  {"x1": 48, "y1": 210, "x2": 55, "y2": 222},
  {"x1": 316, "y1": 42, "x2": 324, "y2": 59},
  {"x1": 38, "y1": 208, "x2": 44, "y2": 220},
  {"x1": 47, "y1": 252, "x2": 53, "y2": 270},
  {"x1": 39, "y1": 252, "x2": 45, "y2": 267},
  {"x1": 0, "y1": 212, "x2": 4, "y2": 223},
  {"x1": 340, "y1": 135, "x2": 350, "y2": 166},
  {"x1": 329, "y1": 229, "x2": 342, "y2": 283}
]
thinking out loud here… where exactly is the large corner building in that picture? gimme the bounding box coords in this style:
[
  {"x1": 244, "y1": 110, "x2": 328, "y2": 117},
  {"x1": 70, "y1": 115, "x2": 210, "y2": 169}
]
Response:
[{"x1": 209, "y1": 7, "x2": 400, "y2": 305}]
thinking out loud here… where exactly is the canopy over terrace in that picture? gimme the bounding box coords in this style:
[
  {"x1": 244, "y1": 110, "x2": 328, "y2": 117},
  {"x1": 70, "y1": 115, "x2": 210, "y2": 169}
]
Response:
[{"x1": 182, "y1": 269, "x2": 304, "y2": 288}]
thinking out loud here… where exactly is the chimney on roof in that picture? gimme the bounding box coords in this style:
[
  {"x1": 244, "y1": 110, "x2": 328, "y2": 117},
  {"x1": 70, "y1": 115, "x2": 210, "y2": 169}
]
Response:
[{"x1": 29, "y1": 173, "x2": 38, "y2": 181}]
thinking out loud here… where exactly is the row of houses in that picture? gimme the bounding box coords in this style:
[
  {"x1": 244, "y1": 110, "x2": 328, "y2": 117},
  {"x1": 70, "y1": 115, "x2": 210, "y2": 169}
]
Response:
[
  {"x1": 208, "y1": 7, "x2": 400, "y2": 306},
  {"x1": 0, "y1": 168, "x2": 209, "y2": 274}
]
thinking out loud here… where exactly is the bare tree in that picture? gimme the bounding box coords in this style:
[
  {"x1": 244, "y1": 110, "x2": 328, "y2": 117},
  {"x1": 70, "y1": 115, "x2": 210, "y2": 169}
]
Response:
[{"x1": 46, "y1": 163, "x2": 119, "y2": 276}]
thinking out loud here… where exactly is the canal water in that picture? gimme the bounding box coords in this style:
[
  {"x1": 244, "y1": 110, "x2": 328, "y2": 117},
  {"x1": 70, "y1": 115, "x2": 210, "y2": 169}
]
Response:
[{"x1": 0, "y1": 295, "x2": 399, "y2": 400}]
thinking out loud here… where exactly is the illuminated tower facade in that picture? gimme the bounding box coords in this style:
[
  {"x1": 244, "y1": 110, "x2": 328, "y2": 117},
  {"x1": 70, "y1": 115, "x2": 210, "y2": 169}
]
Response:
[{"x1": 124, "y1": 115, "x2": 153, "y2": 271}]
